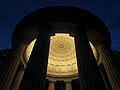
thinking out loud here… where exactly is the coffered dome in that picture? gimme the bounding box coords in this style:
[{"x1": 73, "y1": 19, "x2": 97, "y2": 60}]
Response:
[
  {"x1": 47, "y1": 33, "x2": 78, "y2": 76},
  {"x1": 25, "y1": 33, "x2": 97, "y2": 77}
]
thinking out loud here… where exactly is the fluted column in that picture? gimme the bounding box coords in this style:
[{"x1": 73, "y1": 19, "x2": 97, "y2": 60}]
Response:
[
  {"x1": 0, "y1": 42, "x2": 25, "y2": 90},
  {"x1": 66, "y1": 81, "x2": 72, "y2": 90},
  {"x1": 99, "y1": 64, "x2": 112, "y2": 90},
  {"x1": 74, "y1": 30, "x2": 106, "y2": 90},
  {"x1": 48, "y1": 81, "x2": 55, "y2": 90},
  {"x1": 19, "y1": 30, "x2": 50, "y2": 90},
  {"x1": 10, "y1": 63, "x2": 25, "y2": 90},
  {"x1": 97, "y1": 42, "x2": 120, "y2": 90}
]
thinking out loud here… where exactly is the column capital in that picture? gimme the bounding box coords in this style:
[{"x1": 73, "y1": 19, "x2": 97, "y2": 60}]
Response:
[
  {"x1": 64, "y1": 80, "x2": 72, "y2": 83},
  {"x1": 93, "y1": 41, "x2": 110, "y2": 50},
  {"x1": 49, "y1": 79, "x2": 56, "y2": 83}
]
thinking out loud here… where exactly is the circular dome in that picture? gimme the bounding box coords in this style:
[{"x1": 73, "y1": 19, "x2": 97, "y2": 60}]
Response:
[
  {"x1": 47, "y1": 34, "x2": 78, "y2": 76},
  {"x1": 50, "y1": 34, "x2": 75, "y2": 57},
  {"x1": 25, "y1": 33, "x2": 97, "y2": 77}
]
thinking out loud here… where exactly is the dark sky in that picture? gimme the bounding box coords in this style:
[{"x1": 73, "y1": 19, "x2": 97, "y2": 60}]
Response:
[{"x1": 0, "y1": 0, "x2": 120, "y2": 50}]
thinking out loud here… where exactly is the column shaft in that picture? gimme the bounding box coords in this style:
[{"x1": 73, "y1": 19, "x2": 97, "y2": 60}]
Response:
[
  {"x1": 66, "y1": 82, "x2": 72, "y2": 90},
  {"x1": 10, "y1": 63, "x2": 25, "y2": 90},
  {"x1": 19, "y1": 30, "x2": 50, "y2": 90},
  {"x1": 74, "y1": 30, "x2": 106, "y2": 90},
  {"x1": 0, "y1": 43, "x2": 25, "y2": 90},
  {"x1": 98, "y1": 42, "x2": 120, "y2": 90},
  {"x1": 48, "y1": 81, "x2": 55, "y2": 90}
]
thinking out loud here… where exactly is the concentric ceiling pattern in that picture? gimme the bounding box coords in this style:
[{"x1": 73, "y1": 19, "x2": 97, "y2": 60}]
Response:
[
  {"x1": 25, "y1": 33, "x2": 97, "y2": 77},
  {"x1": 47, "y1": 34, "x2": 78, "y2": 76}
]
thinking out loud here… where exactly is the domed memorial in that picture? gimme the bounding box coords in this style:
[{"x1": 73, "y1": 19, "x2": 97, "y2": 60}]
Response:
[
  {"x1": 26, "y1": 33, "x2": 97, "y2": 77},
  {"x1": 0, "y1": 6, "x2": 120, "y2": 90}
]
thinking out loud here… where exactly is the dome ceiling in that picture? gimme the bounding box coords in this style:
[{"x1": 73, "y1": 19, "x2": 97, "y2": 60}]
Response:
[
  {"x1": 47, "y1": 34, "x2": 78, "y2": 76},
  {"x1": 25, "y1": 33, "x2": 97, "y2": 77}
]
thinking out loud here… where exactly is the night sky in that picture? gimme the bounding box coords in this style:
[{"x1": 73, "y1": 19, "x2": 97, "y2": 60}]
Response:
[{"x1": 0, "y1": 0, "x2": 120, "y2": 50}]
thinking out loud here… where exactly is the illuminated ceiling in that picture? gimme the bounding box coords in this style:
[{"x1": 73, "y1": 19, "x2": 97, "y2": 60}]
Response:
[{"x1": 25, "y1": 33, "x2": 97, "y2": 77}]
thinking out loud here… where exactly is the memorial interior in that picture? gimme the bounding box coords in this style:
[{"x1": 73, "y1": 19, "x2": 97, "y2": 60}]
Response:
[{"x1": 26, "y1": 33, "x2": 97, "y2": 76}]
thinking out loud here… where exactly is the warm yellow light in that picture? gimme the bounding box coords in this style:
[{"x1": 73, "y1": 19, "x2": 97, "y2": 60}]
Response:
[
  {"x1": 25, "y1": 33, "x2": 97, "y2": 77},
  {"x1": 25, "y1": 39, "x2": 36, "y2": 62},
  {"x1": 47, "y1": 33, "x2": 78, "y2": 76}
]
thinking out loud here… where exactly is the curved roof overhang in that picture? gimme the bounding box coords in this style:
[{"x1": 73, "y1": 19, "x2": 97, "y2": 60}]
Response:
[
  {"x1": 12, "y1": 6, "x2": 111, "y2": 48},
  {"x1": 11, "y1": 6, "x2": 112, "y2": 79}
]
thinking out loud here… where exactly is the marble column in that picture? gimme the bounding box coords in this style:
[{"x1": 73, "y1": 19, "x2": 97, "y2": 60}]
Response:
[
  {"x1": 99, "y1": 64, "x2": 112, "y2": 90},
  {"x1": 48, "y1": 81, "x2": 55, "y2": 90},
  {"x1": 10, "y1": 63, "x2": 25, "y2": 90},
  {"x1": 19, "y1": 30, "x2": 50, "y2": 90},
  {"x1": 97, "y1": 42, "x2": 120, "y2": 90},
  {"x1": 0, "y1": 42, "x2": 25, "y2": 90},
  {"x1": 66, "y1": 81, "x2": 72, "y2": 90},
  {"x1": 74, "y1": 30, "x2": 106, "y2": 90}
]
